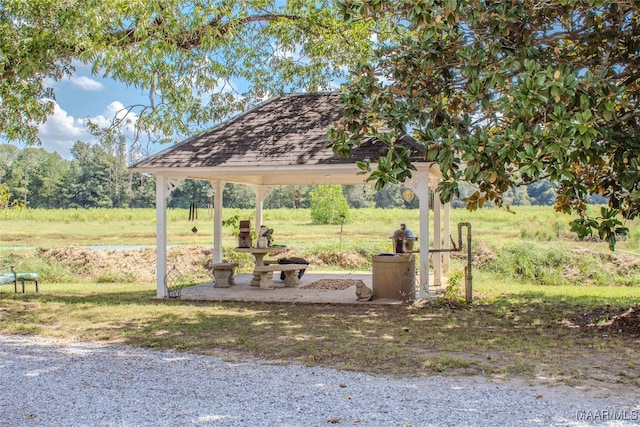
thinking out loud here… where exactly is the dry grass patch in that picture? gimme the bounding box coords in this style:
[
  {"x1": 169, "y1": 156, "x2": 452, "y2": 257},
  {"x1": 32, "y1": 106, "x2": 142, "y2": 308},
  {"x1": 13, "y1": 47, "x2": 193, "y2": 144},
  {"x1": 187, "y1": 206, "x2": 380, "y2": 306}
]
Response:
[{"x1": 2, "y1": 284, "x2": 638, "y2": 398}]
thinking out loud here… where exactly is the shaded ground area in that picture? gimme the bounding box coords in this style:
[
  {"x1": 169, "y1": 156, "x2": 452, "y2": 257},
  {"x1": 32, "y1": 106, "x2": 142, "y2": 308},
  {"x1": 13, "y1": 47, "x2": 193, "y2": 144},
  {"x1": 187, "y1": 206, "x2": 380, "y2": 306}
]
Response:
[
  {"x1": 10, "y1": 245, "x2": 640, "y2": 337},
  {"x1": 603, "y1": 307, "x2": 640, "y2": 336},
  {"x1": 561, "y1": 303, "x2": 640, "y2": 337},
  {"x1": 609, "y1": 307, "x2": 640, "y2": 337}
]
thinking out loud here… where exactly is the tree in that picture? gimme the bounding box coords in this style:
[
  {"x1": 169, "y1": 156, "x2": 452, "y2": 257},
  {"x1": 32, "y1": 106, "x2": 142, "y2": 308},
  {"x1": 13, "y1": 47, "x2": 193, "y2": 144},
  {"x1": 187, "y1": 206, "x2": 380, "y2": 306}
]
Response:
[
  {"x1": 2, "y1": 1, "x2": 374, "y2": 147},
  {"x1": 168, "y1": 179, "x2": 212, "y2": 209},
  {"x1": 1, "y1": 147, "x2": 44, "y2": 207},
  {"x1": 528, "y1": 180, "x2": 557, "y2": 206},
  {"x1": 129, "y1": 173, "x2": 156, "y2": 208},
  {"x1": 0, "y1": 144, "x2": 19, "y2": 182},
  {"x1": 98, "y1": 132, "x2": 129, "y2": 208},
  {"x1": 224, "y1": 183, "x2": 255, "y2": 209},
  {"x1": 503, "y1": 186, "x2": 531, "y2": 207},
  {"x1": 0, "y1": 144, "x2": 67, "y2": 208},
  {"x1": 343, "y1": 184, "x2": 374, "y2": 208},
  {"x1": 309, "y1": 185, "x2": 350, "y2": 224},
  {"x1": 264, "y1": 186, "x2": 294, "y2": 209},
  {"x1": 330, "y1": 0, "x2": 640, "y2": 249},
  {"x1": 374, "y1": 184, "x2": 404, "y2": 209},
  {"x1": 0, "y1": 182, "x2": 24, "y2": 218},
  {"x1": 17, "y1": 148, "x2": 68, "y2": 208},
  {"x1": 66, "y1": 141, "x2": 114, "y2": 208}
]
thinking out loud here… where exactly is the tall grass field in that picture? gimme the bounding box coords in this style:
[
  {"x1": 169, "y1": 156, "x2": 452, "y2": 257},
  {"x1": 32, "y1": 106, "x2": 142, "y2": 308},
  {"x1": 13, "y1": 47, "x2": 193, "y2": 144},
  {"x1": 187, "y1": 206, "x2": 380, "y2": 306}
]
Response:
[{"x1": 4, "y1": 205, "x2": 639, "y2": 247}]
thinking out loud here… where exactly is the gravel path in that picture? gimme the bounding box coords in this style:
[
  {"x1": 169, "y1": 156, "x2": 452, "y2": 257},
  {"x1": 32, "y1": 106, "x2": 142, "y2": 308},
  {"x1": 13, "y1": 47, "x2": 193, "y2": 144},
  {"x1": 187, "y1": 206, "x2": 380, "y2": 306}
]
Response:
[{"x1": 1, "y1": 334, "x2": 638, "y2": 427}]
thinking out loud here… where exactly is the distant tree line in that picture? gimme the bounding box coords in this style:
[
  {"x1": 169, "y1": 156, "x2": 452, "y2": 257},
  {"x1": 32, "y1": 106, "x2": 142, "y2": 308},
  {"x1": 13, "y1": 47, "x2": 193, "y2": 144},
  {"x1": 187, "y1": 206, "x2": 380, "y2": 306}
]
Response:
[
  {"x1": 0, "y1": 142, "x2": 155, "y2": 209},
  {"x1": 2, "y1": 143, "x2": 605, "y2": 210}
]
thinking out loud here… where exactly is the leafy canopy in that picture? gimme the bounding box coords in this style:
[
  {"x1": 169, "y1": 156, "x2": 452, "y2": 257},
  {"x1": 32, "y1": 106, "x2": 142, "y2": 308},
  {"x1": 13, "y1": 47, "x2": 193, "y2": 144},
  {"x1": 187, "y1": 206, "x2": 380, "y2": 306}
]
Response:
[
  {"x1": 329, "y1": 0, "x2": 640, "y2": 249},
  {"x1": 1, "y1": 0, "x2": 374, "y2": 145}
]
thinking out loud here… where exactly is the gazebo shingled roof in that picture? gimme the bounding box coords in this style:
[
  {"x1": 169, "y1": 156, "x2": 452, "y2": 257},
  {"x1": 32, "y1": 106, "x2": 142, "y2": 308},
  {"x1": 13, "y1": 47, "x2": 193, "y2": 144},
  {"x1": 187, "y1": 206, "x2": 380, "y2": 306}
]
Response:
[{"x1": 131, "y1": 92, "x2": 436, "y2": 186}]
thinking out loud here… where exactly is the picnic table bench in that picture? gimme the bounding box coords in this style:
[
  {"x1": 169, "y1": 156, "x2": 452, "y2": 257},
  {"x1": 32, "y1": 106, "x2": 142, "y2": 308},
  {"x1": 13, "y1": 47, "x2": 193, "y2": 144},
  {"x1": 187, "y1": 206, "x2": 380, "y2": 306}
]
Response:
[
  {"x1": 212, "y1": 263, "x2": 238, "y2": 288},
  {"x1": 253, "y1": 263, "x2": 309, "y2": 289}
]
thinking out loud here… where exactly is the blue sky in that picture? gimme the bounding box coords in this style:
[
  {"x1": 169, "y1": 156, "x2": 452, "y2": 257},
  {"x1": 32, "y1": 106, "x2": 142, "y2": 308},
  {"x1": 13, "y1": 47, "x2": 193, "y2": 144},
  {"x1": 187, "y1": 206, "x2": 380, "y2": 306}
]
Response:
[
  {"x1": 31, "y1": 40, "x2": 344, "y2": 161},
  {"x1": 34, "y1": 61, "x2": 295, "y2": 160},
  {"x1": 35, "y1": 62, "x2": 152, "y2": 159}
]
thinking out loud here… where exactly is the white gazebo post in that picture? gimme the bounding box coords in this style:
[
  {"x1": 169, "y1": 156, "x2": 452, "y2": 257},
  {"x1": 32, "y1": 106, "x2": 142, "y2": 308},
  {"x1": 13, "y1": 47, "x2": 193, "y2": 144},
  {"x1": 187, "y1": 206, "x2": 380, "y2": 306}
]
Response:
[
  {"x1": 155, "y1": 176, "x2": 168, "y2": 298},
  {"x1": 415, "y1": 169, "x2": 431, "y2": 298},
  {"x1": 155, "y1": 176, "x2": 184, "y2": 298},
  {"x1": 254, "y1": 185, "x2": 276, "y2": 236},
  {"x1": 443, "y1": 201, "x2": 451, "y2": 272},
  {"x1": 212, "y1": 180, "x2": 224, "y2": 264},
  {"x1": 433, "y1": 193, "x2": 442, "y2": 286},
  {"x1": 156, "y1": 175, "x2": 182, "y2": 298}
]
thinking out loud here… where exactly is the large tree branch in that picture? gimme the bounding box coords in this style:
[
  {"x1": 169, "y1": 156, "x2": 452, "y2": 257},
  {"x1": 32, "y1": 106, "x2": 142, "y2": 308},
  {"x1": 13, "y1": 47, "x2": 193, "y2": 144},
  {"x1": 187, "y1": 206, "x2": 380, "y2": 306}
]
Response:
[
  {"x1": 1, "y1": 12, "x2": 303, "y2": 81},
  {"x1": 112, "y1": 13, "x2": 302, "y2": 50}
]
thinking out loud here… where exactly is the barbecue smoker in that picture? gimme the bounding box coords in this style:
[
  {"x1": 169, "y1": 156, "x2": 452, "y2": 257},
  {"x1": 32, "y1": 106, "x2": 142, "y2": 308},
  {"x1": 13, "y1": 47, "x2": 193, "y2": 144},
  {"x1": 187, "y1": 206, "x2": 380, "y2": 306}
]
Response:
[
  {"x1": 391, "y1": 223, "x2": 417, "y2": 253},
  {"x1": 373, "y1": 222, "x2": 474, "y2": 302},
  {"x1": 369, "y1": 223, "x2": 418, "y2": 301}
]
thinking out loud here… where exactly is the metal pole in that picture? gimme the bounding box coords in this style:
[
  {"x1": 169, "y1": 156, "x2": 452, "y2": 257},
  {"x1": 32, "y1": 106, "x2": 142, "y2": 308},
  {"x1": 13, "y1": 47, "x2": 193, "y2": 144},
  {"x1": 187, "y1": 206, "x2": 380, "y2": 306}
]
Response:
[
  {"x1": 457, "y1": 222, "x2": 472, "y2": 303},
  {"x1": 339, "y1": 214, "x2": 345, "y2": 251},
  {"x1": 426, "y1": 221, "x2": 473, "y2": 302}
]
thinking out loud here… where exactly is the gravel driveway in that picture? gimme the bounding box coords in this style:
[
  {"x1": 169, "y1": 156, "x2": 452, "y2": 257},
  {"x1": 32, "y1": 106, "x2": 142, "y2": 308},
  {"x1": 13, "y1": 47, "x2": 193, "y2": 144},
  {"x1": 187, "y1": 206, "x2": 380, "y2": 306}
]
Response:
[{"x1": 1, "y1": 334, "x2": 638, "y2": 426}]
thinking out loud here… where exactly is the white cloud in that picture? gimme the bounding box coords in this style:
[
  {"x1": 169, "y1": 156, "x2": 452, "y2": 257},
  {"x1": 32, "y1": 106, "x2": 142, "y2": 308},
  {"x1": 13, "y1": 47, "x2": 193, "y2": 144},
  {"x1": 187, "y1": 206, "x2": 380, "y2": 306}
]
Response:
[
  {"x1": 37, "y1": 103, "x2": 91, "y2": 157},
  {"x1": 38, "y1": 101, "x2": 139, "y2": 159},
  {"x1": 90, "y1": 101, "x2": 139, "y2": 132},
  {"x1": 69, "y1": 75, "x2": 104, "y2": 91},
  {"x1": 42, "y1": 61, "x2": 105, "y2": 92}
]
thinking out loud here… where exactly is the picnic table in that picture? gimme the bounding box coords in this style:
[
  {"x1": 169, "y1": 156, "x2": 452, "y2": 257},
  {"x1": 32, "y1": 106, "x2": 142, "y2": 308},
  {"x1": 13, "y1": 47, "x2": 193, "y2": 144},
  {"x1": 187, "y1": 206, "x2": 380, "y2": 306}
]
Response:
[{"x1": 235, "y1": 246, "x2": 287, "y2": 287}]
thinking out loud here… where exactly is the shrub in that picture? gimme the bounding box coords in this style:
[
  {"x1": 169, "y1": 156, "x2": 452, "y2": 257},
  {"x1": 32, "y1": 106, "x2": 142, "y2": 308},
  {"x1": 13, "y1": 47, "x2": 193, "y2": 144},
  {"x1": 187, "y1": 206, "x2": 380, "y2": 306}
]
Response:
[
  {"x1": 443, "y1": 270, "x2": 464, "y2": 301},
  {"x1": 484, "y1": 241, "x2": 571, "y2": 285},
  {"x1": 309, "y1": 185, "x2": 350, "y2": 224},
  {"x1": 1, "y1": 252, "x2": 75, "y2": 284}
]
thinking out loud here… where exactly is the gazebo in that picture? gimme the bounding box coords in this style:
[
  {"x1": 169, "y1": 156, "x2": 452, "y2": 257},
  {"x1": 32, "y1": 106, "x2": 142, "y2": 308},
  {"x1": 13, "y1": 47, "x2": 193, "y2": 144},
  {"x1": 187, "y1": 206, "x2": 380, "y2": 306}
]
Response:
[{"x1": 130, "y1": 92, "x2": 451, "y2": 299}]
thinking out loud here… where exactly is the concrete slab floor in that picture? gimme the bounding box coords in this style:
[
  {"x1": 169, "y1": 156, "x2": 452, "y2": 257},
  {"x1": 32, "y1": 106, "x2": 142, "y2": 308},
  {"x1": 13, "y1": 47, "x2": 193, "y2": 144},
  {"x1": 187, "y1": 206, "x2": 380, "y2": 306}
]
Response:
[{"x1": 178, "y1": 271, "x2": 445, "y2": 305}]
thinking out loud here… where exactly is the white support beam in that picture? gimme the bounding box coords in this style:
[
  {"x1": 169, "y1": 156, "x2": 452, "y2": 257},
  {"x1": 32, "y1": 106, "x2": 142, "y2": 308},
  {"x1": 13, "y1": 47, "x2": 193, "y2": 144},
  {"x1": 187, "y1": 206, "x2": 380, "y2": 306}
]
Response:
[
  {"x1": 433, "y1": 193, "x2": 442, "y2": 286},
  {"x1": 443, "y1": 201, "x2": 451, "y2": 272},
  {"x1": 255, "y1": 191, "x2": 264, "y2": 235},
  {"x1": 212, "y1": 181, "x2": 224, "y2": 264},
  {"x1": 254, "y1": 185, "x2": 276, "y2": 236},
  {"x1": 415, "y1": 169, "x2": 431, "y2": 298},
  {"x1": 155, "y1": 176, "x2": 168, "y2": 298}
]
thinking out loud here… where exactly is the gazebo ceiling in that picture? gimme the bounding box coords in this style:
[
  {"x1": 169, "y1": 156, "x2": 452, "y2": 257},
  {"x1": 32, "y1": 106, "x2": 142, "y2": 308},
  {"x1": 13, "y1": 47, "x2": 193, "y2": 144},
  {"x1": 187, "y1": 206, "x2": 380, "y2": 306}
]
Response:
[{"x1": 130, "y1": 92, "x2": 441, "y2": 186}]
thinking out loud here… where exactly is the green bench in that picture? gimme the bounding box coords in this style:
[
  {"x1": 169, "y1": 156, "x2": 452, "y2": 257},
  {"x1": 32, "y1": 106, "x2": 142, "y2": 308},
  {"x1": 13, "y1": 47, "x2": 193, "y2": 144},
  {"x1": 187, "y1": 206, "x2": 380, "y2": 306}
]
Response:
[{"x1": 0, "y1": 266, "x2": 39, "y2": 293}]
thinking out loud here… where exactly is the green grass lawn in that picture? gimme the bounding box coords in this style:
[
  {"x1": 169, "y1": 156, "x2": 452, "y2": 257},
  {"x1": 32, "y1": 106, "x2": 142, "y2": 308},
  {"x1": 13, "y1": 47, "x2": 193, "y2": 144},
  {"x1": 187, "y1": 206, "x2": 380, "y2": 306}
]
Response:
[
  {"x1": 1, "y1": 206, "x2": 639, "y2": 390},
  {"x1": 3, "y1": 205, "x2": 639, "y2": 250}
]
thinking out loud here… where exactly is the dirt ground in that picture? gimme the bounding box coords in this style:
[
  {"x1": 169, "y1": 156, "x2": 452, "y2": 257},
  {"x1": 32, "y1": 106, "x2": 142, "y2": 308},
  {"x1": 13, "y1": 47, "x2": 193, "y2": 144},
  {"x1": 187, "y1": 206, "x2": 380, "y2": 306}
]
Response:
[
  {"x1": 34, "y1": 245, "x2": 370, "y2": 283},
  {"x1": 36, "y1": 245, "x2": 214, "y2": 283},
  {"x1": 601, "y1": 306, "x2": 640, "y2": 336}
]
